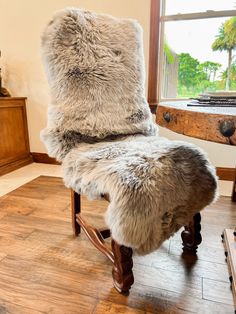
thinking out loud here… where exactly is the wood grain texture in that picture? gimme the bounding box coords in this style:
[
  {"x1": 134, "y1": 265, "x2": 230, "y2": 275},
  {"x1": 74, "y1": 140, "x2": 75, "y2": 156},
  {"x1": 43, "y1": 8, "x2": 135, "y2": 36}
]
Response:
[
  {"x1": 203, "y1": 277, "x2": 235, "y2": 306},
  {"x1": 223, "y1": 229, "x2": 236, "y2": 304},
  {"x1": 0, "y1": 156, "x2": 32, "y2": 176},
  {"x1": 31, "y1": 152, "x2": 60, "y2": 165},
  {"x1": 0, "y1": 97, "x2": 32, "y2": 175},
  {"x1": 93, "y1": 300, "x2": 145, "y2": 313},
  {"x1": 0, "y1": 301, "x2": 43, "y2": 314},
  {"x1": 217, "y1": 167, "x2": 236, "y2": 181},
  {"x1": 0, "y1": 176, "x2": 235, "y2": 313},
  {"x1": 156, "y1": 102, "x2": 236, "y2": 145}
]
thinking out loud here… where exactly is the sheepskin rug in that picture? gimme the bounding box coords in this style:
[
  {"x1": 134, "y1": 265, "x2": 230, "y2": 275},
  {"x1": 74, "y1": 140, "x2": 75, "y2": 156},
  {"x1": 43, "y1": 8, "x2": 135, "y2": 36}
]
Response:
[
  {"x1": 41, "y1": 8, "x2": 218, "y2": 254},
  {"x1": 40, "y1": 8, "x2": 157, "y2": 161}
]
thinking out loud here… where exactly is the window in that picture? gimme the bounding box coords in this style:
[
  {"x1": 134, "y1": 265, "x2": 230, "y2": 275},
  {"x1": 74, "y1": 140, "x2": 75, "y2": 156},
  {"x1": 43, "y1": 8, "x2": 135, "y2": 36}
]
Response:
[{"x1": 159, "y1": 0, "x2": 236, "y2": 100}]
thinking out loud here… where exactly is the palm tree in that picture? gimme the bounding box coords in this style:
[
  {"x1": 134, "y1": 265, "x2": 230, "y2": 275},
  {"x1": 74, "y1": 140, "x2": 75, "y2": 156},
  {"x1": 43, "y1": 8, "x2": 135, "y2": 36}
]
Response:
[
  {"x1": 212, "y1": 17, "x2": 236, "y2": 90},
  {"x1": 199, "y1": 61, "x2": 221, "y2": 81}
]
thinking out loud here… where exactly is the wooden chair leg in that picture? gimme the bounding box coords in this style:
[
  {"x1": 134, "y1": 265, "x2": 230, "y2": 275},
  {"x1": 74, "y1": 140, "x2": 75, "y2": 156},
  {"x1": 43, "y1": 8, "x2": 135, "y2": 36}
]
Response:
[
  {"x1": 111, "y1": 239, "x2": 134, "y2": 295},
  {"x1": 71, "y1": 190, "x2": 81, "y2": 236},
  {"x1": 71, "y1": 190, "x2": 135, "y2": 293},
  {"x1": 73, "y1": 208, "x2": 134, "y2": 293},
  {"x1": 70, "y1": 191, "x2": 134, "y2": 294},
  {"x1": 181, "y1": 212, "x2": 202, "y2": 255}
]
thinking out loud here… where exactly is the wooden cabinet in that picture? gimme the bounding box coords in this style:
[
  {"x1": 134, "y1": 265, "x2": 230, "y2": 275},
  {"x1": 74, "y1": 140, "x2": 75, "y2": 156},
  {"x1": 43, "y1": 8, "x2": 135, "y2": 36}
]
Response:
[{"x1": 0, "y1": 97, "x2": 32, "y2": 175}]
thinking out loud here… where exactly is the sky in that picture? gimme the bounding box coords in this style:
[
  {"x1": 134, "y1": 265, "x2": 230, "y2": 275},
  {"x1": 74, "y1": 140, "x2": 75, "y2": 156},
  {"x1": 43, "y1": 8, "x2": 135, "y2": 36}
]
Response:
[
  {"x1": 164, "y1": 0, "x2": 236, "y2": 70},
  {"x1": 165, "y1": 0, "x2": 236, "y2": 15}
]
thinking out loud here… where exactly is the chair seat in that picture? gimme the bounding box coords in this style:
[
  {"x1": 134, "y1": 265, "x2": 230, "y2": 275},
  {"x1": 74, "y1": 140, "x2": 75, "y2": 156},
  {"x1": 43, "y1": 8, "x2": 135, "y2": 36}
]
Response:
[{"x1": 63, "y1": 135, "x2": 217, "y2": 255}]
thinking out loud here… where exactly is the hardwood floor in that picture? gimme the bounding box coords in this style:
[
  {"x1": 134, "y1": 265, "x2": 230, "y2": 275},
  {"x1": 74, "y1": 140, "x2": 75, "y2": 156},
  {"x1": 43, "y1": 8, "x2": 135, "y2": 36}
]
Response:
[{"x1": 0, "y1": 176, "x2": 235, "y2": 314}]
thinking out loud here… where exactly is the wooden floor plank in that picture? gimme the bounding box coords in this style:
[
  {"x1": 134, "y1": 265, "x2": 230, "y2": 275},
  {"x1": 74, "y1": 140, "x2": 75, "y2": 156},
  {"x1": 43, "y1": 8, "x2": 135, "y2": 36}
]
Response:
[
  {"x1": 136, "y1": 249, "x2": 229, "y2": 282},
  {"x1": 0, "y1": 255, "x2": 231, "y2": 314},
  {"x1": 0, "y1": 176, "x2": 235, "y2": 314},
  {"x1": 203, "y1": 277, "x2": 234, "y2": 306},
  {"x1": 93, "y1": 300, "x2": 145, "y2": 314},
  {"x1": 169, "y1": 238, "x2": 227, "y2": 265},
  {"x1": 0, "y1": 301, "x2": 44, "y2": 314},
  {"x1": 0, "y1": 214, "x2": 72, "y2": 236},
  {"x1": 0, "y1": 271, "x2": 97, "y2": 314}
]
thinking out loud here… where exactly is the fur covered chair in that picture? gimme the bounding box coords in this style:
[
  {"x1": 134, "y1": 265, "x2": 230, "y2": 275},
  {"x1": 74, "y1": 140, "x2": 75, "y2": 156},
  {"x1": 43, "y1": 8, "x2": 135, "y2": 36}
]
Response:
[{"x1": 41, "y1": 8, "x2": 218, "y2": 294}]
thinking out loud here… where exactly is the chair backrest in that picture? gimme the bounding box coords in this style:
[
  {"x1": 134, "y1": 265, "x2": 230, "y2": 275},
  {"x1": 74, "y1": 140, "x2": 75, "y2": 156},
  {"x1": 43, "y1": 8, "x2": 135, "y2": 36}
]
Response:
[{"x1": 41, "y1": 8, "x2": 157, "y2": 160}]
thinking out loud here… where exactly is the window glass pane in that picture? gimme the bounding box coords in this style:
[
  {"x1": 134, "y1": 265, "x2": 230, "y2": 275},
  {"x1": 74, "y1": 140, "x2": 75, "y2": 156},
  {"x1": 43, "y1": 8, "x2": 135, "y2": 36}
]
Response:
[
  {"x1": 162, "y1": 17, "x2": 236, "y2": 99},
  {"x1": 165, "y1": 0, "x2": 236, "y2": 16}
]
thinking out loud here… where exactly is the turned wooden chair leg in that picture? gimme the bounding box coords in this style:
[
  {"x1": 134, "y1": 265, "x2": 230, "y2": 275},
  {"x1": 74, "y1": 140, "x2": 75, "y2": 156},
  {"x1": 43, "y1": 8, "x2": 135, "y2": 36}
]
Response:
[
  {"x1": 70, "y1": 191, "x2": 134, "y2": 294},
  {"x1": 181, "y1": 212, "x2": 202, "y2": 255},
  {"x1": 111, "y1": 239, "x2": 134, "y2": 295},
  {"x1": 71, "y1": 190, "x2": 81, "y2": 236}
]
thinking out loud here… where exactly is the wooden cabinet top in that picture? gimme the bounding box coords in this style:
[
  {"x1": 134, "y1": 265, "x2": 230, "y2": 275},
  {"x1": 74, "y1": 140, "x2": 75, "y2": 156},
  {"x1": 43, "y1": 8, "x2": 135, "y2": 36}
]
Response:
[
  {"x1": 0, "y1": 98, "x2": 27, "y2": 107},
  {"x1": 0, "y1": 97, "x2": 27, "y2": 101}
]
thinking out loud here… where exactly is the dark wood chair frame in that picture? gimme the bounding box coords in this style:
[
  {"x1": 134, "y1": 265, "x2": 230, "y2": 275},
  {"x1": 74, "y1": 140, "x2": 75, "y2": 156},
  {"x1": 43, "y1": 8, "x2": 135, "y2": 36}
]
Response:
[{"x1": 71, "y1": 190, "x2": 202, "y2": 294}]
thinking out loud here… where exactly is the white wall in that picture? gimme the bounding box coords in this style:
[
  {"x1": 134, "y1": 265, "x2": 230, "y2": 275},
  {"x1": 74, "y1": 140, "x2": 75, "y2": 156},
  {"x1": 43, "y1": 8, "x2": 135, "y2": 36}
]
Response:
[
  {"x1": 159, "y1": 127, "x2": 235, "y2": 167},
  {"x1": 1, "y1": 0, "x2": 235, "y2": 167}
]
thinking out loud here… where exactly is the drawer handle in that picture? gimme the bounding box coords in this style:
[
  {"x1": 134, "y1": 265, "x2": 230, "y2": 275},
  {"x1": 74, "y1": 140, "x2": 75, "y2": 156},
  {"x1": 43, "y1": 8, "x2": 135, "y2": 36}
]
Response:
[
  {"x1": 163, "y1": 112, "x2": 171, "y2": 123},
  {"x1": 219, "y1": 120, "x2": 235, "y2": 137}
]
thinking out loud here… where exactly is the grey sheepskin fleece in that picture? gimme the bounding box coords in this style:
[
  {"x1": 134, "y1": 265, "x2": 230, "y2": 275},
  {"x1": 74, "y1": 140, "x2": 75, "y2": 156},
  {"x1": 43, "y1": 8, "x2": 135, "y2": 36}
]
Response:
[
  {"x1": 41, "y1": 8, "x2": 218, "y2": 255},
  {"x1": 62, "y1": 136, "x2": 217, "y2": 254},
  {"x1": 41, "y1": 8, "x2": 157, "y2": 161}
]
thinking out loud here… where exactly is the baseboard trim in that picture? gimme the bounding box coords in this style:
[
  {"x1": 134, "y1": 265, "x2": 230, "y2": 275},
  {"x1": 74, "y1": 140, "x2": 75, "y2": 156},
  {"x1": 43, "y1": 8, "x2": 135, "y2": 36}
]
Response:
[
  {"x1": 31, "y1": 152, "x2": 60, "y2": 165},
  {"x1": 31, "y1": 152, "x2": 235, "y2": 181},
  {"x1": 216, "y1": 167, "x2": 235, "y2": 181},
  {"x1": 0, "y1": 155, "x2": 33, "y2": 176}
]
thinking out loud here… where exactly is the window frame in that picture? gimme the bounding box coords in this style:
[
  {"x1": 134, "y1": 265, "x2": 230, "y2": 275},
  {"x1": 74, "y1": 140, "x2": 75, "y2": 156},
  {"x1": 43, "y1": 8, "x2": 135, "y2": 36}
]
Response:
[{"x1": 147, "y1": 0, "x2": 236, "y2": 110}]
